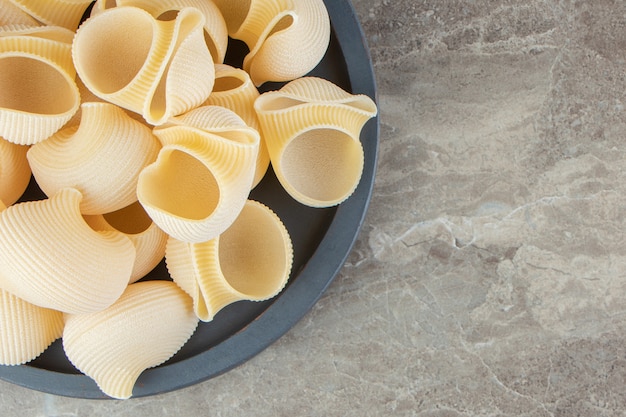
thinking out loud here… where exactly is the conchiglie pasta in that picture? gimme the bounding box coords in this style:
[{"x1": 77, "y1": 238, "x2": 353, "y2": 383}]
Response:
[
  {"x1": 0, "y1": 137, "x2": 30, "y2": 206},
  {"x1": 0, "y1": 25, "x2": 80, "y2": 145},
  {"x1": 137, "y1": 105, "x2": 259, "y2": 243},
  {"x1": 212, "y1": 0, "x2": 330, "y2": 86},
  {"x1": 254, "y1": 77, "x2": 377, "y2": 207},
  {"x1": 0, "y1": 289, "x2": 64, "y2": 366},
  {"x1": 0, "y1": 188, "x2": 135, "y2": 314},
  {"x1": 0, "y1": 0, "x2": 39, "y2": 25},
  {"x1": 63, "y1": 281, "x2": 198, "y2": 399},
  {"x1": 84, "y1": 201, "x2": 168, "y2": 283},
  {"x1": 166, "y1": 200, "x2": 292, "y2": 321},
  {"x1": 27, "y1": 102, "x2": 161, "y2": 215},
  {"x1": 205, "y1": 64, "x2": 269, "y2": 188},
  {"x1": 72, "y1": 6, "x2": 215, "y2": 125},
  {"x1": 7, "y1": 0, "x2": 94, "y2": 30},
  {"x1": 91, "y1": 0, "x2": 228, "y2": 64}
]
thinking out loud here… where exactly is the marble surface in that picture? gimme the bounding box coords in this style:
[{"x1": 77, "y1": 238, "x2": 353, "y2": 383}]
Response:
[{"x1": 3, "y1": 0, "x2": 626, "y2": 415}]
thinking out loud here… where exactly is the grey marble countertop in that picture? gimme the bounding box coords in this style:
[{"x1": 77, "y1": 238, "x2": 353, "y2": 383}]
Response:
[{"x1": 3, "y1": 0, "x2": 626, "y2": 416}]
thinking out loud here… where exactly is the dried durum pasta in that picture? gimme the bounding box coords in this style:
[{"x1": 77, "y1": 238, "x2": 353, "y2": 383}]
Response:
[
  {"x1": 0, "y1": 24, "x2": 80, "y2": 145},
  {"x1": 91, "y1": 0, "x2": 228, "y2": 64},
  {"x1": 0, "y1": 0, "x2": 39, "y2": 25},
  {"x1": 7, "y1": 0, "x2": 93, "y2": 30},
  {"x1": 63, "y1": 281, "x2": 198, "y2": 400},
  {"x1": 0, "y1": 188, "x2": 135, "y2": 314},
  {"x1": 212, "y1": 0, "x2": 330, "y2": 86},
  {"x1": 72, "y1": 6, "x2": 215, "y2": 125},
  {"x1": 84, "y1": 201, "x2": 168, "y2": 283},
  {"x1": 137, "y1": 105, "x2": 259, "y2": 243},
  {"x1": 0, "y1": 137, "x2": 30, "y2": 206},
  {"x1": 166, "y1": 200, "x2": 292, "y2": 321},
  {"x1": 254, "y1": 76, "x2": 377, "y2": 207},
  {"x1": 204, "y1": 64, "x2": 270, "y2": 188},
  {"x1": 0, "y1": 201, "x2": 64, "y2": 366},
  {"x1": 27, "y1": 102, "x2": 161, "y2": 215}
]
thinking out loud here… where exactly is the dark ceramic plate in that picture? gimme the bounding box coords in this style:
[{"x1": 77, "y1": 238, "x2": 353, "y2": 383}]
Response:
[{"x1": 0, "y1": 0, "x2": 378, "y2": 398}]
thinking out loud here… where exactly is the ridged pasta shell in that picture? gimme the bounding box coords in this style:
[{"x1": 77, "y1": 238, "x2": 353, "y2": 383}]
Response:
[
  {"x1": 91, "y1": 0, "x2": 228, "y2": 64},
  {"x1": 0, "y1": 0, "x2": 39, "y2": 25},
  {"x1": 0, "y1": 188, "x2": 135, "y2": 314},
  {"x1": 73, "y1": 6, "x2": 215, "y2": 126},
  {"x1": 7, "y1": 0, "x2": 93, "y2": 30},
  {"x1": 166, "y1": 200, "x2": 292, "y2": 321},
  {"x1": 0, "y1": 137, "x2": 30, "y2": 206},
  {"x1": 84, "y1": 201, "x2": 168, "y2": 283},
  {"x1": 0, "y1": 289, "x2": 64, "y2": 366},
  {"x1": 138, "y1": 105, "x2": 259, "y2": 243},
  {"x1": 254, "y1": 77, "x2": 377, "y2": 207},
  {"x1": 27, "y1": 102, "x2": 161, "y2": 215},
  {"x1": 0, "y1": 25, "x2": 80, "y2": 145},
  {"x1": 63, "y1": 281, "x2": 198, "y2": 399},
  {"x1": 205, "y1": 64, "x2": 269, "y2": 188},
  {"x1": 0, "y1": 201, "x2": 64, "y2": 366},
  {"x1": 212, "y1": 0, "x2": 330, "y2": 86}
]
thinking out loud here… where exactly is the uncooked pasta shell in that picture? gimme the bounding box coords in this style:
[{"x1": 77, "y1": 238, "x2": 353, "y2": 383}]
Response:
[
  {"x1": 92, "y1": 0, "x2": 228, "y2": 64},
  {"x1": 0, "y1": 188, "x2": 136, "y2": 314},
  {"x1": 0, "y1": 0, "x2": 39, "y2": 25},
  {"x1": 166, "y1": 200, "x2": 293, "y2": 321},
  {"x1": 205, "y1": 64, "x2": 269, "y2": 188},
  {"x1": 0, "y1": 289, "x2": 64, "y2": 366},
  {"x1": 73, "y1": 6, "x2": 215, "y2": 125},
  {"x1": 63, "y1": 281, "x2": 198, "y2": 399},
  {"x1": 0, "y1": 137, "x2": 30, "y2": 206},
  {"x1": 27, "y1": 102, "x2": 161, "y2": 215},
  {"x1": 84, "y1": 201, "x2": 168, "y2": 283},
  {"x1": 7, "y1": 0, "x2": 93, "y2": 30},
  {"x1": 254, "y1": 77, "x2": 377, "y2": 207},
  {"x1": 138, "y1": 105, "x2": 259, "y2": 243},
  {"x1": 0, "y1": 27, "x2": 80, "y2": 145}
]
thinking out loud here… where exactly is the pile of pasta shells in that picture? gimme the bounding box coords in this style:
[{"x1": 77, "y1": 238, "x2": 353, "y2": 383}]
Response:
[{"x1": 0, "y1": 0, "x2": 377, "y2": 399}]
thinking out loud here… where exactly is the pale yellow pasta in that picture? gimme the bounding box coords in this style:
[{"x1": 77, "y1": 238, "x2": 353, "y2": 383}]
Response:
[
  {"x1": 0, "y1": 0, "x2": 39, "y2": 25},
  {"x1": 212, "y1": 0, "x2": 330, "y2": 86},
  {"x1": 0, "y1": 25, "x2": 80, "y2": 145},
  {"x1": 166, "y1": 200, "x2": 292, "y2": 321},
  {"x1": 0, "y1": 289, "x2": 64, "y2": 366},
  {"x1": 84, "y1": 201, "x2": 168, "y2": 283},
  {"x1": 91, "y1": 0, "x2": 228, "y2": 64},
  {"x1": 7, "y1": 0, "x2": 94, "y2": 30},
  {"x1": 72, "y1": 6, "x2": 215, "y2": 126},
  {"x1": 0, "y1": 137, "x2": 30, "y2": 206},
  {"x1": 205, "y1": 64, "x2": 269, "y2": 188},
  {"x1": 63, "y1": 281, "x2": 198, "y2": 399},
  {"x1": 254, "y1": 76, "x2": 377, "y2": 207},
  {"x1": 0, "y1": 188, "x2": 135, "y2": 314},
  {"x1": 137, "y1": 105, "x2": 259, "y2": 243},
  {"x1": 27, "y1": 102, "x2": 161, "y2": 215}
]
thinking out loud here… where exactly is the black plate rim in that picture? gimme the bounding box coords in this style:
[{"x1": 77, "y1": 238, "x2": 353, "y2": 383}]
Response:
[{"x1": 0, "y1": 0, "x2": 379, "y2": 399}]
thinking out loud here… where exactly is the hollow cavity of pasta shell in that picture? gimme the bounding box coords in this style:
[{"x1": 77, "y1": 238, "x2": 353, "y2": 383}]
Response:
[
  {"x1": 138, "y1": 106, "x2": 259, "y2": 243},
  {"x1": 0, "y1": 137, "x2": 30, "y2": 206},
  {"x1": 0, "y1": 29, "x2": 80, "y2": 145},
  {"x1": 166, "y1": 200, "x2": 293, "y2": 321},
  {"x1": 92, "y1": 0, "x2": 228, "y2": 64},
  {"x1": 84, "y1": 201, "x2": 168, "y2": 283},
  {"x1": 0, "y1": 289, "x2": 64, "y2": 366},
  {"x1": 73, "y1": 6, "x2": 214, "y2": 125},
  {"x1": 205, "y1": 64, "x2": 269, "y2": 188},
  {"x1": 254, "y1": 77, "x2": 377, "y2": 207},
  {"x1": 0, "y1": 188, "x2": 135, "y2": 314},
  {"x1": 27, "y1": 102, "x2": 161, "y2": 215},
  {"x1": 63, "y1": 281, "x2": 198, "y2": 399},
  {"x1": 7, "y1": 0, "x2": 93, "y2": 30}
]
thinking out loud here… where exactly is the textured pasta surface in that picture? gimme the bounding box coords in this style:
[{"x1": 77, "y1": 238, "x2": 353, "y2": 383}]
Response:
[
  {"x1": 0, "y1": 138, "x2": 31, "y2": 206},
  {"x1": 7, "y1": 0, "x2": 93, "y2": 30}
]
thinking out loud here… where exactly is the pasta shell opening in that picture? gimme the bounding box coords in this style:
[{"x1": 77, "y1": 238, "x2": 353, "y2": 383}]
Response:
[
  {"x1": 101, "y1": 201, "x2": 154, "y2": 235},
  {"x1": 280, "y1": 128, "x2": 364, "y2": 206},
  {"x1": 139, "y1": 148, "x2": 221, "y2": 221}
]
